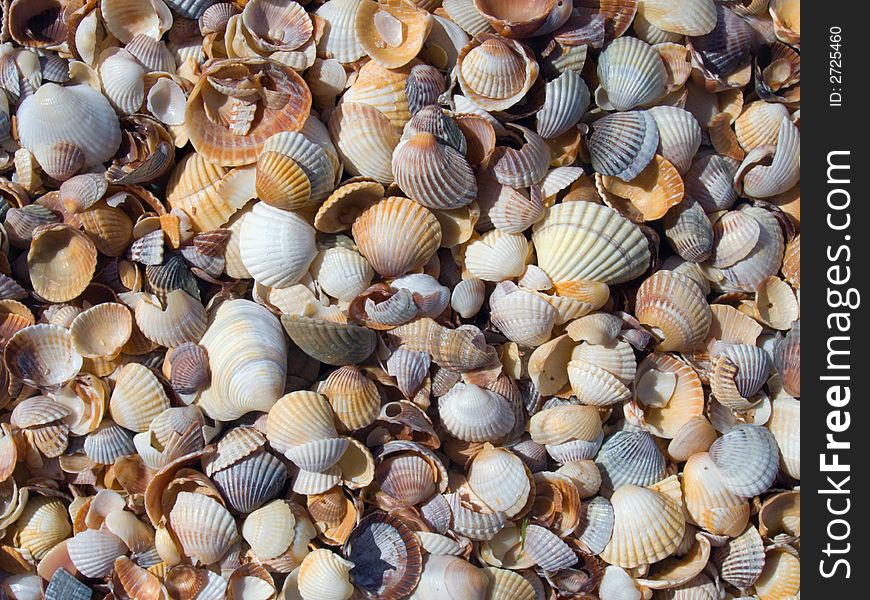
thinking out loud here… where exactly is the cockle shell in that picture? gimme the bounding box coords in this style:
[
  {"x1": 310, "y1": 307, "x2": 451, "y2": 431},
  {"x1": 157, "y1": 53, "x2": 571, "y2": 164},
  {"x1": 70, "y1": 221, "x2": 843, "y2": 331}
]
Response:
[
  {"x1": 169, "y1": 491, "x2": 239, "y2": 565},
  {"x1": 329, "y1": 102, "x2": 400, "y2": 185},
  {"x1": 438, "y1": 383, "x2": 515, "y2": 443},
  {"x1": 197, "y1": 299, "x2": 287, "y2": 421},
  {"x1": 28, "y1": 224, "x2": 98, "y2": 303},
  {"x1": 345, "y1": 511, "x2": 423, "y2": 600},
  {"x1": 392, "y1": 133, "x2": 476, "y2": 210},
  {"x1": 456, "y1": 33, "x2": 539, "y2": 111},
  {"x1": 595, "y1": 430, "x2": 666, "y2": 490},
  {"x1": 682, "y1": 452, "x2": 749, "y2": 537},
  {"x1": 489, "y1": 282, "x2": 557, "y2": 347},
  {"x1": 240, "y1": 202, "x2": 317, "y2": 288},
  {"x1": 464, "y1": 229, "x2": 531, "y2": 282},
  {"x1": 467, "y1": 445, "x2": 532, "y2": 517},
  {"x1": 637, "y1": 0, "x2": 717, "y2": 36},
  {"x1": 635, "y1": 270, "x2": 711, "y2": 352},
  {"x1": 356, "y1": 0, "x2": 432, "y2": 69},
  {"x1": 709, "y1": 424, "x2": 779, "y2": 498},
  {"x1": 5, "y1": 324, "x2": 83, "y2": 390},
  {"x1": 587, "y1": 111, "x2": 659, "y2": 182},
  {"x1": 298, "y1": 548, "x2": 355, "y2": 600},
  {"x1": 17, "y1": 83, "x2": 121, "y2": 180},
  {"x1": 596, "y1": 37, "x2": 667, "y2": 111}
]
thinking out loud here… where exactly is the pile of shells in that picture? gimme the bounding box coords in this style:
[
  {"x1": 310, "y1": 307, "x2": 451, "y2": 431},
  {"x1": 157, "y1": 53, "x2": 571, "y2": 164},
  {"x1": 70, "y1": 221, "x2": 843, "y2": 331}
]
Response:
[{"x1": 0, "y1": 0, "x2": 799, "y2": 598}]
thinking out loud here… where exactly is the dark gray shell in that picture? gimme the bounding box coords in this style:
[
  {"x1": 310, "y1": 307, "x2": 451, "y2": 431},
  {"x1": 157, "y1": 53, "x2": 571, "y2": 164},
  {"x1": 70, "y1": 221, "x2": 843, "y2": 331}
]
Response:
[{"x1": 587, "y1": 111, "x2": 659, "y2": 181}]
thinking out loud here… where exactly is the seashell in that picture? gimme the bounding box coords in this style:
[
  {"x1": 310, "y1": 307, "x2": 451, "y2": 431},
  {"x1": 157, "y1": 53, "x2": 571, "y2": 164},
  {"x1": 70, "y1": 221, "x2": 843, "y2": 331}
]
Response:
[
  {"x1": 315, "y1": 180, "x2": 385, "y2": 234},
  {"x1": 170, "y1": 491, "x2": 239, "y2": 565},
  {"x1": 456, "y1": 33, "x2": 539, "y2": 111},
  {"x1": 492, "y1": 125, "x2": 549, "y2": 188},
  {"x1": 684, "y1": 153, "x2": 738, "y2": 213},
  {"x1": 527, "y1": 333, "x2": 574, "y2": 396},
  {"x1": 345, "y1": 512, "x2": 423, "y2": 600},
  {"x1": 637, "y1": 0, "x2": 717, "y2": 36},
  {"x1": 167, "y1": 342, "x2": 210, "y2": 395},
  {"x1": 533, "y1": 200, "x2": 650, "y2": 285},
  {"x1": 735, "y1": 118, "x2": 800, "y2": 199},
  {"x1": 413, "y1": 554, "x2": 488, "y2": 600},
  {"x1": 240, "y1": 202, "x2": 317, "y2": 288},
  {"x1": 574, "y1": 495, "x2": 614, "y2": 555},
  {"x1": 356, "y1": 0, "x2": 432, "y2": 69},
  {"x1": 464, "y1": 229, "x2": 530, "y2": 282},
  {"x1": 772, "y1": 324, "x2": 799, "y2": 402},
  {"x1": 310, "y1": 246, "x2": 374, "y2": 302},
  {"x1": 135, "y1": 290, "x2": 207, "y2": 349},
  {"x1": 567, "y1": 359, "x2": 632, "y2": 407},
  {"x1": 78, "y1": 203, "x2": 135, "y2": 257},
  {"x1": 682, "y1": 452, "x2": 749, "y2": 537},
  {"x1": 387, "y1": 318, "x2": 494, "y2": 372},
  {"x1": 467, "y1": 445, "x2": 532, "y2": 517},
  {"x1": 689, "y1": 3, "x2": 753, "y2": 78},
  {"x1": 45, "y1": 569, "x2": 92, "y2": 600},
  {"x1": 352, "y1": 196, "x2": 441, "y2": 277},
  {"x1": 329, "y1": 102, "x2": 400, "y2": 185},
  {"x1": 126, "y1": 33, "x2": 177, "y2": 73},
  {"x1": 595, "y1": 430, "x2": 666, "y2": 490},
  {"x1": 636, "y1": 270, "x2": 711, "y2": 352},
  {"x1": 28, "y1": 224, "x2": 98, "y2": 303},
  {"x1": 714, "y1": 206, "x2": 785, "y2": 293},
  {"x1": 601, "y1": 483, "x2": 686, "y2": 569},
  {"x1": 298, "y1": 548, "x2": 355, "y2": 600},
  {"x1": 60, "y1": 173, "x2": 109, "y2": 214},
  {"x1": 635, "y1": 353, "x2": 704, "y2": 438},
  {"x1": 438, "y1": 383, "x2": 515, "y2": 442},
  {"x1": 709, "y1": 343, "x2": 771, "y2": 409},
  {"x1": 212, "y1": 450, "x2": 287, "y2": 514},
  {"x1": 281, "y1": 315, "x2": 377, "y2": 366},
  {"x1": 489, "y1": 282, "x2": 557, "y2": 347},
  {"x1": 587, "y1": 111, "x2": 659, "y2": 182},
  {"x1": 319, "y1": 365, "x2": 381, "y2": 432},
  {"x1": 522, "y1": 524, "x2": 577, "y2": 571},
  {"x1": 186, "y1": 58, "x2": 311, "y2": 167},
  {"x1": 735, "y1": 101, "x2": 789, "y2": 153},
  {"x1": 392, "y1": 133, "x2": 476, "y2": 210},
  {"x1": 266, "y1": 390, "x2": 338, "y2": 454},
  {"x1": 755, "y1": 275, "x2": 798, "y2": 331},
  {"x1": 599, "y1": 566, "x2": 643, "y2": 600},
  {"x1": 197, "y1": 299, "x2": 287, "y2": 421},
  {"x1": 537, "y1": 70, "x2": 590, "y2": 140},
  {"x1": 753, "y1": 548, "x2": 800, "y2": 600},
  {"x1": 83, "y1": 420, "x2": 136, "y2": 465},
  {"x1": 601, "y1": 155, "x2": 685, "y2": 221},
  {"x1": 69, "y1": 303, "x2": 132, "y2": 359},
  {"x1": 662, "y1": 199, "x2": 713, "y2": 263},
  {"x1": 5, "y1": 324, "x2": 83, "y2": 390},
  {"x1": 13, "y1": 495, "x2": 72, "y2": 561},
  {"x1": 17, "y1": 83, "x2": 121, "y2": 180},
  {"x1": 316, "y1": 0, "x2": 366, "y2": 63},
  {"x1": 67, "y1": 529, "x2": 128, "y2": 579},
  {"x1": 667, "y1": 415, "x2": 717, "y2": 463},
  {"x1": 241, "y1": 0, "x2": 312, "y2": 54},
  {"x1": 109, "y1": 363, "x2": 170, "y2": 433},
  {"x1": 709, "y1": 424, "x2": 779, "y2": 498},
  {"x1": 99, "y1": 49, "x2": 146, "y2": 115},
  {"x1": 114, "y1": 556, "x2": 163, "y2": 600},
  {"x1": 648, "y1": 106, "x2": 702, "y2": 175},
  {"x1": 529, "y1": 404, "x2": 602, "y2": 446},
  {"x1": 406, "y1": 64, "x2": 447, "y2": 115},
  {"x1": 711, "y1": 524, "x2": 765, "y2": 590},
  {"x1": 6, "y1": 205, "x2": 61, "y2": 249},
  {"x1": 596, "y1": 37, "x2": 667, "y2": 111},
  {"x1": 260, "y1": 131, "x2": 336, "y2": 207},
  {"x1": 565, "y1": 313, "x2": 622, "y2": 346}
]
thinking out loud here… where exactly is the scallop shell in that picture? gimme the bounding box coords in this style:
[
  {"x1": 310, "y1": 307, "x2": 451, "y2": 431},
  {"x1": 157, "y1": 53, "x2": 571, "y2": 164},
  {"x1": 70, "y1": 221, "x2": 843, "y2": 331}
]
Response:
[
  {"x1": 636, "y1": 270, "x2": 711, "y2": 352},
  {"x1": 533, "y1": 201, "x2": 651, "y2": 285},
  {"x1": 5, "y1": 324, "x2": 83, "y2": 390},
  {"x1": 735, "y1": 101, "x2": 790, "y2": 153},
  {"x1": 682, "y1": 452, "x2": 749, "y2": 537},
  {"x1": 185, "y1": 58, "x2": 311, "y2": 167},
  {"x1": 464, "y1": 229, "x2": 530, "y2": 282},
  {"x1": 767, "y1": 397, "x2": 799, "y2": 481},
  {"x1": 17, "y1": 83, "x2": 121, "y2": 179},
  {"x1": 344, "y1": 512, "x2": 423, "y2": 600},
  {"x1": 601, "y1": 484, "x2": 685, "y2": 569},
  {"x1": 637, "y1": 0, "x2": 716, "y2": 36},
  {"x1": 715, "y1": 206, "x2": 784, "y2": 293},
  {"x1": 310, "y1": 246, "x2": 374, "y2": 302},
  {"x1": 197, "y1": 299, "x2": 287, "y2": 421},
  {"x1": 170, "y1": 491, "x2": 239, "y2": 565},
  {"x1": 648, "y1": 106, "x2": 702, "y2": 175},
  {"x1": 456, "y1": 33, "x2": 539, "y2": 111},
  {"x1": 709, "y1": 424, "x2": 779, "y2": 498},
  {"x1": 66, "y1": 529, "x2": 128, "y2": 579},
  {"x1": 83, "y1": 420, "x2": 136, "y2": 465},
  {"x1": 662, "y1": 199, "x2": 713, "y2": 263},
  {"x1": 392, "y1": 133, "x2": 476, "y2": 210},
  {"x1": 522, "y1": 524, "x2": 577, "y2": 571},
  {"x1": 28, "y1": 224, "x2": 98, "y2": 303},
  {"x1": 329, "y1": 102, "x2": 400, "y2": 185},
  {"x1": 684, "y1": 153, "x2": 739, "y2": 213},
  {"x1": 492, "y1": 125, "x2": 549, "y2": 188},
  {"x1": 596, "y1": 37, "x2": 667, "y2": 111},
  {"x1": 351, "y1": 196, "x2": 441, "y2": 277},
  {"x1": 636, "y1": 353, "x2": 705, "y2": 438},
  {"x1": 529, "y1": 404, "x2": 602, "y2": 446},
  {"x1": 99, "y1": 49, "x2": 146, "y2": 115},
  {"x1": 298, "y1": 548, "x2": 355, "y2": 600},
  {"x1": 753, "y1": 548, "x2": 800, "y2": 600},
  {"x1": 467, "y1": 445, "x2": 532, "y2": 517},
  {"x1": 755, "y1": 274, "x2": 799, "y2": 329},
  {"x1": 406, "y1": 64, "x2": 447, "y2": 115},
  {"x1": 711, "y1": 524, "x2": 765, "y2": 590},
  {"x1": 135, "y1": 290, "x2": 207, "y2": 349},
  {"x1": 69, "y1": 303, "x2": 132, "y2": 359},
  {"x1": 356, "y1": 0, "x2": 432, "y2": 69},
  {"x1": 587, "y1": 111, "x2": 659, "y2": 181},
  {"x1": 212, "y1": 450, "x2": 287, "y2": 514},
  {"x1": 689, "y1": 3, "x2": 753, "y2": 78},
  {"x1": 281, "y1": 316, "x2": 377, "y2": 366},
  {"x1": 595, "y1": 430, "x2": 666, "y2": 490},
  {"x1": 667, "y1": 416, "x2": 717, "y2": 463},
  {"x1": 567, "y1": 360, "x2": 632, "y2": 407},
  {"x1": 489, "y1": 283, "x2": 557, "y2": 347},
  {"x1": 413, "y1": 554, "x2": 488, "y2": 600},
  {"x1": 240, "y1": 202, "x2": 317, "y2": 288},
  {"x1": 109, "y1": 363, "x2": 170, "y2": 433},
  {"x1": 60, "y1": 173, "x2": 109, "y2": 215},
  {"x1": 13, "y1": 496, "x2": 72, "y2": 561},
  {"x1": 266, "y1": 390, "x2": 339, "y2": 454},
  {"x1": 438, "y1": 383, "x2": 515, "y2": 443},
  {"x1": 735, "y1": 118, "x2": 800, "y2": 199},
  {"x1": 316, "y1": 0, "x2": 366, "y2": 63},
  {"x1": 601, "y1": 155, "x2": 685, "y2": 221},
  {"x1": 319, "y1": 365, "x2": 381, "y2": 432}
]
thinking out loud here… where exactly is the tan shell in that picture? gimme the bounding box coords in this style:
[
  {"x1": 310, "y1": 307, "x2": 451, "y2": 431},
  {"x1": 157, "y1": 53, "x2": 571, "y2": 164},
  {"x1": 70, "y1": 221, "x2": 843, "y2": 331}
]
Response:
[
  {"x1": 28, "y1": 224, "x2": 98, "y2": 303},
  {"x1": 635, "y1": 270, "x2": 711, "y2": 352},
  {"x1": 70, "y1": 303, "x2": 133, "y2": 359},
  {"x1": 356, "y1": 0, "x2": 432, "y2": 69},
  {"x1": 456, "y1": 34, "x2": 539, "y2": 111},
  {"x1": 5, "y1": 324, "x2": 83, "y2": 390}
]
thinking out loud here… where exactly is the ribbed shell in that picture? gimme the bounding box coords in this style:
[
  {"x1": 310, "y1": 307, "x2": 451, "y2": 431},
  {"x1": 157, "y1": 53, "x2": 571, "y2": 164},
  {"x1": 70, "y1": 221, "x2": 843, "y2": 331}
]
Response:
[
  {"x1": 319, "y1": 365, "x2": 381, "y2": 431},
  {"x1": 456, "y1": 34, "x2": 539, "y2": 111},
  {"x1": 489, "y1": 284, "x2": 557, "y2": 347},
  {"x1": 596, "y1": 37, "x2": 667, "y2": 111},
  {"x1": 635, "y1": 270, "x2": 711, "y2": 352},
  {"x1": 492, "y1": 125, "x2": 550, "y2": 188},
  {"x1": 329, "y1": 102, "x2": 399, "y2": 184},
  {"x1": 467, "y1": 446, "x2": 532, "y2": 517},
  {"x1": 351, "y1": 196, "x2": 441, "y2": 277},
  {"x1": 709, "y1": 424, "x2": 779, "y2": 498},
  {"x1": 682, "y1": 452, "x2": 749, "y2": 537},
  {"x1": 537, "y1": 70, "x2": 590, "y2": 139},
  {"x1": 109, "y1": 363, "x2": 170, "y2": 433},
  {"x1": 601, "y1": 484, "x2": 686, "y2": 569},
  {"x1": 636, "y1": 353, "x2": 705, "y2": 439},
  {"x1": 392, "y1": 133, "x2": 476, "y2": 210},
  {"x1": 576, "y1": 496, "x2": 614, "y2": 555},
  {"x1": 211, "y1": 451, "x2": 287, "y2": 514},
  {"x1": 522, "y1": 525, "x2": 577, "y2": 571},
  {"x1": 344, "y1": 512, "x2": 423, "y2": 600},
  {"x1": 316, "y1": 0, "x2": 366, "y2": 63},
  {"x1": 464, "y1": 230, "x2": 530, "y2": 282},
  {"x1": 169, "y1": 492, "x2": 239, "y2": 565},
  {"x1": 662, "y1": 199, "x2": 713, "y2": 263},
  {"x1": 438, "y1": 383, "x2": 515, "y2": 442},
  {"x1": 66, "y1": 530, "x2": 128, "y2": 579},
  {"x1": 533, "y1": 201, "x2": 650, "y2": 285},
  {"x1": 648, "y1": 106, "x2": 702, "y2": 175},
  {"x1": 712, "y1": 525, "x2": 765, "y2": 590},
  {"x1": 281, "y1": 316, "x2": 377, "y2": 366},
  {"x1": 689, "y1": 3, "x2": 753, "y2": 77},
  {"x1": 266, "y1": 391, "x2": 338, "y2": 452},
  {"x1": 567, "y1": 360, "x2": 632, "y2": 407},
  {"x1": 595, "y1": 430, "x2": 666, "y2": 490},
  {"x1": 5, "y1": 324, "x2": 83, "y2": 389},
  {"x1": 239, "y1": 202, "x2": 317, "y2": 289},
  {"x1": 588, "y1": 111, "x2": 659, "y2": 181},
  {"x1": 684, "y1": 153, "x2": 738, "y2": 213}
]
